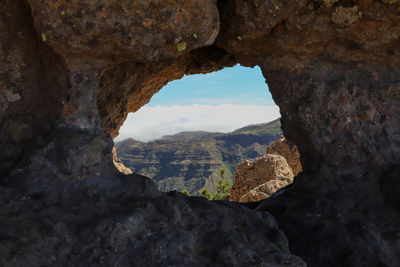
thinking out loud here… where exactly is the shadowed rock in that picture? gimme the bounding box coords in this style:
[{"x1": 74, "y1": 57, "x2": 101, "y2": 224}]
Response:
[{"x1": 1, "y1": 0, "x2": 400, "y2": 266}]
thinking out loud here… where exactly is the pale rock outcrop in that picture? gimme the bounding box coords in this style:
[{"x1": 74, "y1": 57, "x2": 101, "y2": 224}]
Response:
[
  {"x1": 112, "y1": 147, "x2": 133, "y2": 175},
  {"x1": 229, "y1": 136, "x2": 302, "y2": 202},
  {"x1": 267, "y1": 136, "x2": 303, "y2": 176},
  {"x1": 229, "y1": 153, "x2": 294, "y2": 202},
  {"x1": 240, "y1": 177, "x2": 291, "y2": 203}
]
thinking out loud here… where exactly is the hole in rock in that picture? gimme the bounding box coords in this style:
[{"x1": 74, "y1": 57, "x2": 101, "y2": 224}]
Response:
[{"x1": 114, "y1": 64, "x2": 302, "y2": 202}]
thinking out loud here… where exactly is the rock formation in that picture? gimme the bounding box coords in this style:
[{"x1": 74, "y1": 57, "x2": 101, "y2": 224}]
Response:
[
  {"x1": 267, "y1": 136, "x2": 303, "y2": 176},
  {"x1": 229, "y1": 153, "x2": 294, "y2": 202},
  {"x1": 229, "y1": 137, "x2": 302, "y2": 202},
  {"x1": 112, "y1": 147, "x2": 133, "y2": 175},
  {"x1": 1, "y1": 0, "x2": 400, "y2": 266}
]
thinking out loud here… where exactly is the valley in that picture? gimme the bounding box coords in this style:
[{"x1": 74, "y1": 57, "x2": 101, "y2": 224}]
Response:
[{"x1": 116, "y1": 119, "x2": 282, "y2": 195}]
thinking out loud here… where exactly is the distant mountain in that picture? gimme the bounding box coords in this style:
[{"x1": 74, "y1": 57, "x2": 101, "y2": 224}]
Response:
[{"x1": 115, "y1": 119, "x2": 282, "y2": 195}]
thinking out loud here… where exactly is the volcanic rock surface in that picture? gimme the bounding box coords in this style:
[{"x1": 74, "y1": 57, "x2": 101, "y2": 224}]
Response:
[
  {"x1": 1, "y1": 0, "x2": 400, "y2": 266},
  {"x1": 267, "y1": 136, "x2": 303, "y2": 176},
  {"x1": 229, "y1": 137, "x2": 301, "y2": 202},
  {"x1": 229, "y1": 154, "x2": 294, "y2": 202}
]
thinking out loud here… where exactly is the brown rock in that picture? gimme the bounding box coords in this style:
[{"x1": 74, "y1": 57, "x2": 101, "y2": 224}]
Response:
[
  {"x1": 112, "y1": 147, "x2": 133, "y2": 175},
  {"x1": 267, "y1": 136, "x2": 303, "y2": 176},
  {"x1": 331, "y1": 6, "x2": 361, "y2": 27},
  {"x1": 26, "y1": 0, "x2": 220, "y2": 63},
  {"x1": 229, "y1": 154, "x2": 294, "y2": 202},
  {"x1": 1, "y1": 0, "x2": 400, "y2": 265},
  {"x1": 240, "y1": 179, "x2": 290, "y2": 202},
  {"x1": 229, "y1": 136, "x2": 302, "y2": 203},
  {"x1": 323, "y1": 0, "x2": 339, "y2": 8}
]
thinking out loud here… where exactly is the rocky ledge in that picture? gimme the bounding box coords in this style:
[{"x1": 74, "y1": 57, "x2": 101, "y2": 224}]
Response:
[{"x1": 0, "y1": 170, "x2": 305, "y2": 266}]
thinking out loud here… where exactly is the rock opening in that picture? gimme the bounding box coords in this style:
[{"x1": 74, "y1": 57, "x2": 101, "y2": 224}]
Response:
[
  {"x1": 113, "y1": 64, "x2": 284, "y2": 197},
  {"x1": 1, "y1": 0, "x2": 400, "y2": 266}
]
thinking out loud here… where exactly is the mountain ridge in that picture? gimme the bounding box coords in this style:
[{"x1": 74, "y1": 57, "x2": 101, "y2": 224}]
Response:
[
  {"x1": 115, "y1": 119, "x2": 282, "y2": 195},
  {"x1": 118, "y1": 118, "x2": 281, "y2": 143}
]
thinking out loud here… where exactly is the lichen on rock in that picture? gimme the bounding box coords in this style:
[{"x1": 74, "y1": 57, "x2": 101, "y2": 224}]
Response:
[
  {"x1": 331, "y1": 6, "x2": 361, "y2": 27},
  {"x1": 26, "y1": 0, "x2": 221, "y2": 63}
]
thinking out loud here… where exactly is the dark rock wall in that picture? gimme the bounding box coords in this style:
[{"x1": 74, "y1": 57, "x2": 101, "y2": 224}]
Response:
[
  {"x1": 266, "y1": 63, "x2": 400, "y2": 175},
  {"x1": 214, "y1": 1, "x2": 400, "y2": 265},
  {"x1": 0, "y1": 0, "x2": 70, "y2": 178},
  {"x1": 1, "y1": 0, "x2": 400, "y2": 266},
  {"x1": 216, "y1": 0, "x2": 400, "y2": 174}
]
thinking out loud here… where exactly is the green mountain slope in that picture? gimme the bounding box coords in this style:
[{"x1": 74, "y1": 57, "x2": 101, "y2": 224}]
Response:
[{"x1": 115, "y1": 119, "x2": 282, "y2": 195}]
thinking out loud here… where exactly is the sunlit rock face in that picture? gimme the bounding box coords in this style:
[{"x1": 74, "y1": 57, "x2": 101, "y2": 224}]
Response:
[
  {"x1": 229, "y1": 137, "x2": 301, "y2": 202},
  {"x1": 229, "y1": 153, "x2": 294, "y2": 202},
  {"x1": 267, "y1": 136, "x2": 302, "y2": 177},
  {"x1": 1, "y1": 0, "x2": 400, "y2": 266}
]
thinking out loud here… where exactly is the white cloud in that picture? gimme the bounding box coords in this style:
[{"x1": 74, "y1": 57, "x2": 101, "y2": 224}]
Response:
[{"x1": 114, "y1": 104, "x2": 281, "y2": 142}]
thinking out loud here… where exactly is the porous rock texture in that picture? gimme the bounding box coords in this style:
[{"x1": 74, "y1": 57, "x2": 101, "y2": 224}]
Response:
[
  {"x1": 267, "y1": 136, "x2": 303, "y2": 177},
  {"x1": 229, "y1": 154, "x2": 294, "y2": 202},
  {"x1": 112, "y1": 147, "x2": 133, "y2": 175},
  {"x1": 1, "y1": 0, "x2": 400, "y2": 266},
  {"x1": 229, "y1": 136, "x2": 302, "y2": 202}
]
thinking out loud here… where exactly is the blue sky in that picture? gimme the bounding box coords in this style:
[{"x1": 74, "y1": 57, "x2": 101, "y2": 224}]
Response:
[
  {"x1": 147, "y1": 65, "x2": 275, "y2": 106},
  {"x1": 116, "y1": 64, "x2": 280, "y2": 141}
]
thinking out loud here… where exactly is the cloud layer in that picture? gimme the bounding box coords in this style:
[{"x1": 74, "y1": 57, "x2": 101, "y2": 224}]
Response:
[{"x1": 115, "y1": 104, "x2": 280, "y2": 142}]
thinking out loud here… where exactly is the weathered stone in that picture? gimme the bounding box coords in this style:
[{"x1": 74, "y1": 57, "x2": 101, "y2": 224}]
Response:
[
  {"x1": 26, "y1": 0, "x2": 220, "y2": 63},
  {"x1": 4, "y1": 90, "x2": 21, "y2": 102},
  {"x1": 1, "y1": 167, "x2": 305, "y2": 266},
  {"x1": 267, "y1": 136, "x2": 302, "y2": 176},
  {"x1": 331, "y1": 6, "x2": 361, "y2": 27},
  {"x1": 382, "y1": 0, "x2": 398, "y2": 4},
  {"x1": 229, "y1": 154, "x2": 294, "y2": 202},
  {"x1": 7, "y1": 93, "x2": 21, "y2": 102},
  {"x1": 240, "y1": 179, "x2": 290, "y2": 203},
  {"x1": 1, "y1": 0, "x2": 400, "y2": 266},
  {"x1": 322, "y1": 0, "x2": 339, "y2": 8},
  {"x1": 112, "y1": 147, "x2": 133, "y2": 175},
  {"x1": 228, "y1": 136, "x2": 302, "y2": 203}
]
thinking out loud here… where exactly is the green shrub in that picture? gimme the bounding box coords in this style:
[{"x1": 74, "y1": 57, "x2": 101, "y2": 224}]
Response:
[
  {"x1": 212, "y1": 179, "x2": 231, "y2": 200},
  {"x1": 201, "y1": 188, "x2": 212, "y2": 199},
  {"x1": 220, "y1": 168, "x2": 225, "y2": 178},
  {"x1": 200, "y1": 179, "x2": 232, "y2": 200}
]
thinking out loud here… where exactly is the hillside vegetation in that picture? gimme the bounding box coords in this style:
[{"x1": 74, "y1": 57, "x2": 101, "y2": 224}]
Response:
[{"x1": 115, "y1": 119, "x2": 282, "y2": 195}]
